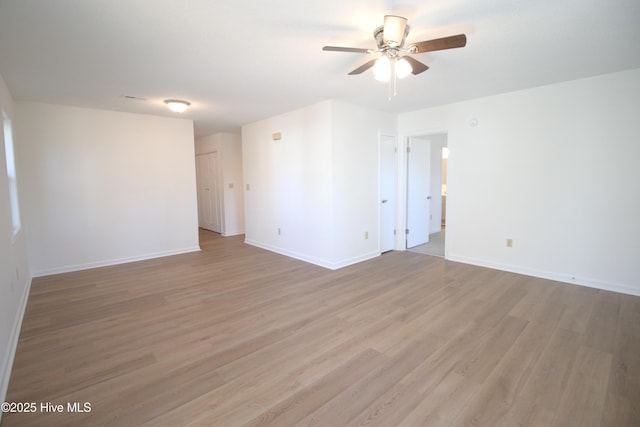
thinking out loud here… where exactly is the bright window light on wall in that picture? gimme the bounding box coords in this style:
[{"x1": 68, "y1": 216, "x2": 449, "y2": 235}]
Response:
[{"x1": 2, "y1": 111, "x2": 21, "y2": 238}]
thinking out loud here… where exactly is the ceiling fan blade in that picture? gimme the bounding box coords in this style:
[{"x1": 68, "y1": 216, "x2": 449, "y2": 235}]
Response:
[
  {"x1": 383, "y1": 15, "x2": 408, "y2": 46},
  {"x1": 402, "y1": 56, "x2": 429, "y2": 75},
  {"x1": 348, "y1": 58, "x2": 378, "y2": 75},
  {"x1": 408, "y1": 34, "x2": 467, "y2": 54},
  {"x1": 323, "y1": 46, "x2": 371, "y2": 54}
]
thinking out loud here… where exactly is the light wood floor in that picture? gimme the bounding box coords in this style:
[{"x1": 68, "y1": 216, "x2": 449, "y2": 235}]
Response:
[{"x1": 4, "y1": 229, "x2": 639, "y2": 426}]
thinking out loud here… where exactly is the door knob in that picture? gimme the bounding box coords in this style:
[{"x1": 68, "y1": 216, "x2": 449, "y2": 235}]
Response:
[
  {"x1": 381, "y1": 199, "x2": 388, "y2": 203},
  {"x1": 427, "y1": 196, "x2": 432, "y2": 200}
]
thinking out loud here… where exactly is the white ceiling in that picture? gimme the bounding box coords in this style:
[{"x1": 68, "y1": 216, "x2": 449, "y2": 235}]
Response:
[{"x1": 1, "y1": 0, "x2": 639, "y2": 137}]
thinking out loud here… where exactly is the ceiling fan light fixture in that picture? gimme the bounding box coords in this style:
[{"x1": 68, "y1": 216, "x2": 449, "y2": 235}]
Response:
[
  {"x1": 322, "y1": 14, "x2": 467, "y2": 96},
  {"x1": 164, "y1": 99, "x2": 191, "y2": 113},
  {"x1": 383, "y1": 15, "x2": 408, "y2": 46},
  {"x1": 374, "y1": 56, "x2": 412, "y2": 82},
  {"x1": 396, "y1": 58, "x2": 412, "y2": 79},
  {"x1": 373, "y1": 56, "x2": 391, "y2": 82}
]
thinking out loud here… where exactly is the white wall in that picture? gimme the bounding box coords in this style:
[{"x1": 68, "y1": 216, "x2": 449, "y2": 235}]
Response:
[
  {"x1": 331, "y1": 101, "x2": 396, "y2": 264},
  {"x1": 399, "y1": 68, "x2": 640, "y2": 296},
  {"x1": 17, "y1": 102, "x2": 200, "y2": 275},
  {"x1": 0, "y1": 73, "x2": 30, "y2": 412},
  {"x1": 242, "y1": 101, "x2": 334, "y2": 266},
  {"x1": 195, "y1": 132, "x2": 245, "y2": 236},
  {"x1": 242, "y1": 100, "x2": 396, "y2": 269}
]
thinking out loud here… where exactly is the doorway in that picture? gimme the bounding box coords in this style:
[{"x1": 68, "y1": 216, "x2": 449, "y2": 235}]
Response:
[
  {"x1": 195, "y1": 152, "x2": 222, "y2": 233},
  {"x1": 405, "y1": 133, "x2": 448, "y2": 257}
]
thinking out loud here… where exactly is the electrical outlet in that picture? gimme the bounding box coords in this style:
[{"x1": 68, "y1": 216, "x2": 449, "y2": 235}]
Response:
[
  {"x1": 246, "y1": 184, "x2": 250, "y2": 190},
  {"x1": 506, "y1": 238, "x2": 513, "y2": 248},
  {"x1": 277, "y1": 228, "x2": 281, "y2": 236},
  {"x1": 364, "y1": 231, "x2": 369, "y2": 240}
]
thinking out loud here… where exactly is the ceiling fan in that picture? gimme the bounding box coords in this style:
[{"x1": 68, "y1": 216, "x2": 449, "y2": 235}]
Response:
[{"x1": 323, "y1": 15, "x2": 466, "y2": 84}]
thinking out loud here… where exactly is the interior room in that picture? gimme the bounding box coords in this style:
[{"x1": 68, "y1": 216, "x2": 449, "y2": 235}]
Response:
[{"x1": 1, "y1": 1, "x2": 639, "y2": 425}]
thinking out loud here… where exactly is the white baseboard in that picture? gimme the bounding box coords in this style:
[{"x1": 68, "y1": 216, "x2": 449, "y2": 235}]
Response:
[
  {"x1": 0, "y1": 273, "x2": 32, "y2": 413},
  {"x1": 32, "y1": 246, "x2": 201, "y2": 277},
  {"x1": 222, "y1": 229, "x2": 245, "y2": 237},
  {"x1": 447, "y1": 254, "x2": 640, "y2": 297},
  {"x1": 329, "y1": 251, "x2": 381, "y2": 270},
  {"x1": 244, "y1": 239, "x2": 379, "y2": 270}
]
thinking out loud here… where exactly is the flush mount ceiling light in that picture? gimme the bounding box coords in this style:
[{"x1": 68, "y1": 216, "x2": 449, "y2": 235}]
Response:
[{"x1": 164, "y1": 99, "x2": 191, "y2": 113}]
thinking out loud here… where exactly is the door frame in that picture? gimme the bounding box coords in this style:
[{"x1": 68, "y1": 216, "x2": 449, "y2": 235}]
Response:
[{"x1": 378, "y1": 132, "x2": 397, "y2": 252}]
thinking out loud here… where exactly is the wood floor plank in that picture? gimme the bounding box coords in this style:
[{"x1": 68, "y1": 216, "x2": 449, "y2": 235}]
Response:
[
  {"x1": 343, "y1": 318, "x2": 498, "y2": 427},
  {"x1": 242, "y1": 348, "x2": 386, "y2": 427},
  {"x1": 329, "y1": 337, "x2": 452, "y2": 427},
  {"x1": 583, "y1": 290, "x2": 621, "y2": 353},
  {"x1": 2, "y1": 229, "x2": 639, "y2": 427},
  {"x1": 397, "y1": 373, "x2": 480, "y2": 427},
  {"x1": 453, "y1": 315, "x2": 529, "y2": 385},
  {"x1": 498, "y1": 327, "x2": 583, "y2": 427},
  {"x1": 552, "y1": 345, "x2": 612, "y2": 427},
  {"x1": 601, "y1": 296, "x2": 640, "y2": 426},
  {"x1": 451, "y1": 306, "x2": 565, "y2": 426}
]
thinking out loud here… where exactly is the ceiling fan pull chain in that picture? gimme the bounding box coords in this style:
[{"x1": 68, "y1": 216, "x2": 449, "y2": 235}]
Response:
[
  {"x1": 392, "y1": 58, "x2": 398, "y2": 98},
  {"x1": 386, "y1": 57, "x2": 399, "y2": 100}
]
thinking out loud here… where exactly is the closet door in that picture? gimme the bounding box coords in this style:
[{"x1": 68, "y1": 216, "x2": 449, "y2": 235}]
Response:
[{"x1": 196, "y1": 152, "x2": 222, "y2": 233}]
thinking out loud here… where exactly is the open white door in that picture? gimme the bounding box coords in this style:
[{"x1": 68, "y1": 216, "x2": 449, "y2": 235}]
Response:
[
  {"x1": 379, "y1": 134, "x2": 396, "y2": 252},
  {"x1": 406, "y1": 137, "x2": 431, "y2": 248}
]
